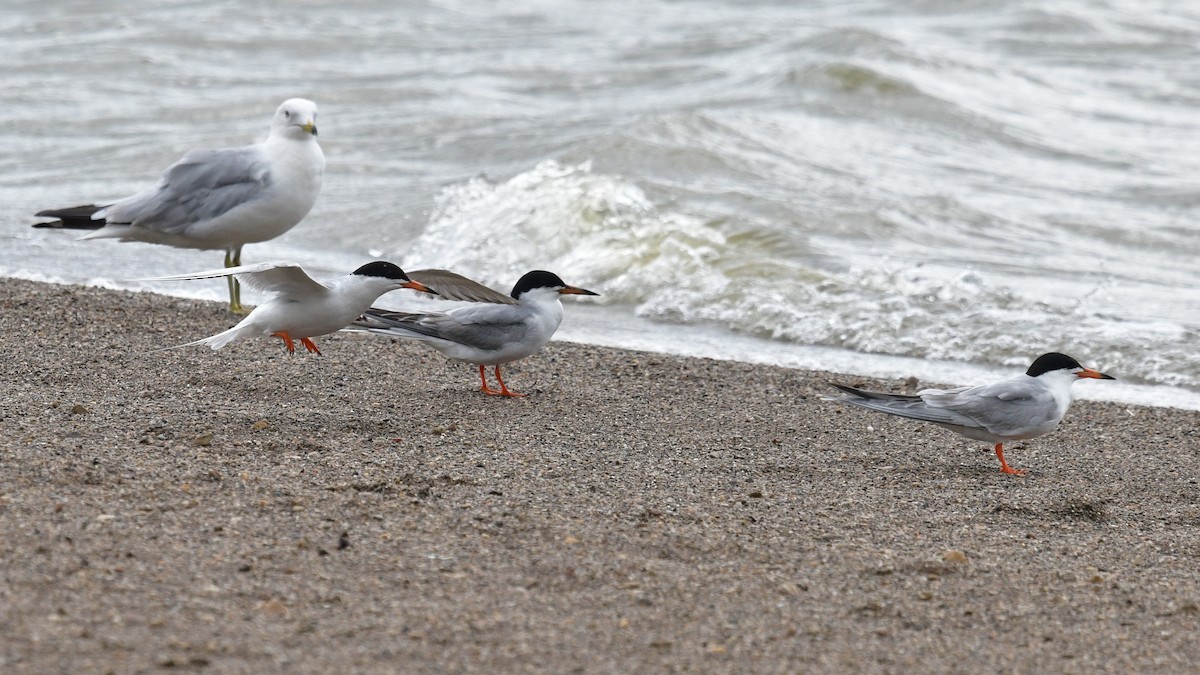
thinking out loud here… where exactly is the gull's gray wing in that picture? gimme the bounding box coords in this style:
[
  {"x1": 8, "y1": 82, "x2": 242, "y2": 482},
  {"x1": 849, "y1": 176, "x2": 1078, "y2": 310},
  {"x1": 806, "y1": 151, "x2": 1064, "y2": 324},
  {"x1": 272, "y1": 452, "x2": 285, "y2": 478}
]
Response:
[
  {"x1": 406, "y1": 269, "x2": 518, "y2": 305},
  {"x1": 357, "y1": 304, "x2": 530, "y2": 352},
  {"x1": 100, "y1": 145, "x2": 272, "y2": 233},
  {"x1": 144, "y1": 261, "x2": 327, "y2": 298}
]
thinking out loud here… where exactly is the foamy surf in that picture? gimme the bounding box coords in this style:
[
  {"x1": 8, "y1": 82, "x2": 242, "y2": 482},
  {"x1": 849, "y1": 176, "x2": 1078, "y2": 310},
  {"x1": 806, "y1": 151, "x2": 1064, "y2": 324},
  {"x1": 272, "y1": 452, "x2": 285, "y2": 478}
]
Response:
[{"x1": 382, "y1": 161, "x2": 1200, "y2": 396}]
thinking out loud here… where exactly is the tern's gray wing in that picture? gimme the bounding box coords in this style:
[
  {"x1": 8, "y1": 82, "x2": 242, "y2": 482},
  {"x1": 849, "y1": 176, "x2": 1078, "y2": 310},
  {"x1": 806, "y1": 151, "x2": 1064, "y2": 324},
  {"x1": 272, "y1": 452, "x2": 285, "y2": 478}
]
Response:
[
  {"x1": 358, "y1": 305, "x2": 529, "y2": 352},
  {"x1": 101, "y1": 146, "x2": 272, "y2": 233},
  {"x1": 144, "y1": 261, "x2": 327, "y2": 298},
  {"x1": 406, "y1": 269, "x2": 518, "y2": 305},
  {"x1": 919, "y1": 379, "x2": 1058, "y2": 437},
  {"x1": 826, "y1": 383, "x2": 985, "y2": 428}
]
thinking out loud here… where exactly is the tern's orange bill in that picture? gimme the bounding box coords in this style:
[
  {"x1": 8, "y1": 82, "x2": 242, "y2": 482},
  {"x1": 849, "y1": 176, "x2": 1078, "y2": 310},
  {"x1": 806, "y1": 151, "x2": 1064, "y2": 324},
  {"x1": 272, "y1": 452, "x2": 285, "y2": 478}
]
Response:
[
  {"x1": 403, "y1": 280, "x2": 437, "y2": 294},
  {"x1": 558, "y1": 286, "x2": 599, "y2": 296}
]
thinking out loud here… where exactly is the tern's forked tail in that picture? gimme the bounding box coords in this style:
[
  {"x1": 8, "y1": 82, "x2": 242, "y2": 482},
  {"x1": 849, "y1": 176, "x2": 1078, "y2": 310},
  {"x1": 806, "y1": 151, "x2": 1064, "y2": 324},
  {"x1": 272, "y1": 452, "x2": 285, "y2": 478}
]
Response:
[{"x1": 150, "y1": 324, "x2": 251, "y2": 354}]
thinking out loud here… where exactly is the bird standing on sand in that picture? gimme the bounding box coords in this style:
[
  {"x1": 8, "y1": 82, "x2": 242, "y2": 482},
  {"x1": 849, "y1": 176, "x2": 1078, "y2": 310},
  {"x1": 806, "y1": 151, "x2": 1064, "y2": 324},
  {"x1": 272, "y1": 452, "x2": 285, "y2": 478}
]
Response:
[
  {"x1": 34, "y1": 98, "x2": 325, "y2": 314},
  {"x1": 353, "y1": 269, "x2": 599, "y2": 397},
  {"x1": 825, "y1": 352, "x2": 1115, "y2": 475},
  {"x1": 147, "y1": 261, "x2": 433, "y2": 354}
]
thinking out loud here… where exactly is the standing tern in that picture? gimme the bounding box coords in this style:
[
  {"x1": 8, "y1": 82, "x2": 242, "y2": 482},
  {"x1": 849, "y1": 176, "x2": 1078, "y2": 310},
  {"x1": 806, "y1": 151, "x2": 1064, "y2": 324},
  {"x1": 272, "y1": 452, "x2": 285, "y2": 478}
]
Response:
[
  {"x1": 34, "y1": 98, "x2": 325, "y2": 314},
  {"x1": 147, "y1": 261, "x2": 433, "y2": 355},
  {"x1": 825, "y1": 352, "x2": 1115, "y2": 476},
  {"x1": 353, "y1": 270, "x2": 599, "y2": 397}
]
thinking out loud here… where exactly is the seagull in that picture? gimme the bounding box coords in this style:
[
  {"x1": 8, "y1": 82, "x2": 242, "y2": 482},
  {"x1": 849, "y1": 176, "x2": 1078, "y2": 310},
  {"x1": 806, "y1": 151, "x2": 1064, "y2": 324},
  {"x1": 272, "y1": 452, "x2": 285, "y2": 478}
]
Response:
[
  {"x1": 353, "y1": 269, "x2": 599, "y2": 397},
  {"x1": 34, "y1": 98, "x2": 325, "y2": 314},
  {"x1": 825, "y1": 352, "x2": 1115, "y2": 476},
  {"x1": 147, "y1": 261, "x2": 434, "y2": 355}
]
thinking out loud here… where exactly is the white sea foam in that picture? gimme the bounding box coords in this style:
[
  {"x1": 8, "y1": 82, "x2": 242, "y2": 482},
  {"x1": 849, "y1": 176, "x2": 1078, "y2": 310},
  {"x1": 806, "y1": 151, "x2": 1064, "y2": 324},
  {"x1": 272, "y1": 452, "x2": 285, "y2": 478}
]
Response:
[{"x1": 387, "y1": 161, "x2": 1200, "y2": 395}]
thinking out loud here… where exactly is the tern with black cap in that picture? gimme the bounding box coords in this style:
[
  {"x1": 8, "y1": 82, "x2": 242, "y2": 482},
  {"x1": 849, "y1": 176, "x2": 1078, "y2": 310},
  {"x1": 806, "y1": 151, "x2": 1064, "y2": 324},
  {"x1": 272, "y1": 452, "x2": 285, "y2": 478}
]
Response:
[
  {"x1": 825, "y1": 352, "x2": 1115, "y2": 475},
  {"x1": 353, "y1": 269, "x2": 599, "y2": 397},
  {"x1": 145, "y1": 261, "x2": 433, "y2": 354}
]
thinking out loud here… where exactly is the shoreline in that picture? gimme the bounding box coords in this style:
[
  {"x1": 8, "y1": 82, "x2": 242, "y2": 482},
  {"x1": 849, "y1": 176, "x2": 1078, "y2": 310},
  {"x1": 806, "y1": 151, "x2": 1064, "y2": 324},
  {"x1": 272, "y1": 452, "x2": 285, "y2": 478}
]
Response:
[
  {"x1": 2, "y1": 277, "x2": 1199, "y2": 672},
  {"x1": 5, "y1": 271, "x2": 1196, "y2": 412}
]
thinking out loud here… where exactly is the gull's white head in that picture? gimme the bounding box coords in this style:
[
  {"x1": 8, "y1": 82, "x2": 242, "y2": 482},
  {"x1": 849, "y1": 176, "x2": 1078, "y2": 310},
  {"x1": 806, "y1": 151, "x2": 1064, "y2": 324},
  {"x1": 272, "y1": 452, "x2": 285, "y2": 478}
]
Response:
[{"x1": 270, "y1": 98, "x2": 319, "y2": 139}]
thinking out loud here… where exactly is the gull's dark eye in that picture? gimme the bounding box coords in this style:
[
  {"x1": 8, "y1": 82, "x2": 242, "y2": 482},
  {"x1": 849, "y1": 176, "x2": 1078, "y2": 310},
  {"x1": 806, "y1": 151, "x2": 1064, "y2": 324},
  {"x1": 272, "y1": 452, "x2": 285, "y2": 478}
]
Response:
[{"x1": 284, "y1": 110, "x2": 292, "y2": 118}]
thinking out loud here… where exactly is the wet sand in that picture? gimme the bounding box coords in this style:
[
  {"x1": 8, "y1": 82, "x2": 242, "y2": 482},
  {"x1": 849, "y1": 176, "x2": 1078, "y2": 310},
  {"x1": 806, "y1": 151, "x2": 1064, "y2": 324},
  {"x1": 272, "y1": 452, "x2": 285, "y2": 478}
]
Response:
[{"x1": 1, "y1": 277, "x2": 1198, "y2": 673}]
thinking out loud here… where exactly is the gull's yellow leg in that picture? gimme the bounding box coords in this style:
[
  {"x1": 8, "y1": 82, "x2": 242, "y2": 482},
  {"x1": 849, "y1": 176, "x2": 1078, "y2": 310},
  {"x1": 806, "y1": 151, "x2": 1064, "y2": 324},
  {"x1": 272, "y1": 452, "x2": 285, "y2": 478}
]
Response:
[{"x1": 226, "y1": 248, "x2": 246, "y2": 314}]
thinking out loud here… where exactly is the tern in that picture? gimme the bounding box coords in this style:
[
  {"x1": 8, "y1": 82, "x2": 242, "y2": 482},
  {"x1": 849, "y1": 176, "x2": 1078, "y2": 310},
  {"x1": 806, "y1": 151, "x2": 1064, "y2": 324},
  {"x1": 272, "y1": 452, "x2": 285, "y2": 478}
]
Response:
[
  {"x1": 147, "y1": 261, "x2": 433, "y2": 354},
  {"x1": 353, "y1": 269, "x2": 599, "y2": 397},
  {"x1": 825, "y1": 352, "x2": 1115, "y2": 476},
  {"x1": 34, "y1": 98, "x2": 325, "y2": 314}
]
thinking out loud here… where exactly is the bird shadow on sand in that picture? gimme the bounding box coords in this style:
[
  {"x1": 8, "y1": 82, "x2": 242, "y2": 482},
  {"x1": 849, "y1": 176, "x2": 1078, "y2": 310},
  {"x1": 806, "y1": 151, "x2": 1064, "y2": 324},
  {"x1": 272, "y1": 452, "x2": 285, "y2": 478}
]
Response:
[{"x1": 990, "y1": 498, "x2": 1111, "y2": 524}]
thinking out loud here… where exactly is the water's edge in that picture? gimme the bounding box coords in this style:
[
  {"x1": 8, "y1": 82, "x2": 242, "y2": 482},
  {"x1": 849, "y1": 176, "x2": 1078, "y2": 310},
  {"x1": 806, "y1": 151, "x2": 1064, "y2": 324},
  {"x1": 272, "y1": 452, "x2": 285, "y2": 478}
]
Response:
[{"x1": 9, "y1": 272, "x2": 1196, "y2": 412}]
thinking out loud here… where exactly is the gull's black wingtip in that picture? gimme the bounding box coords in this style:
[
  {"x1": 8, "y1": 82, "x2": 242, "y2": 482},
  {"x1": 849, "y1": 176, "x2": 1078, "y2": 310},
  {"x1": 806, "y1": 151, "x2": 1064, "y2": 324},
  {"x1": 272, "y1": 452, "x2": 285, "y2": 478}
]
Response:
[{"x1": 33, "y1": 204, "x2": 106, "y2": 230}]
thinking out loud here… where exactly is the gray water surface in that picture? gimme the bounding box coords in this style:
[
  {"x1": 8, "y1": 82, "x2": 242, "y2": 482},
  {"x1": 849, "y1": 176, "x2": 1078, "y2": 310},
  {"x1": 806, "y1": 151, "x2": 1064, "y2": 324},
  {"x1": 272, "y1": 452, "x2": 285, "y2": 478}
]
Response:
[{"x1": 3, "y1": 0, "x2": 1198, "y2": 407}]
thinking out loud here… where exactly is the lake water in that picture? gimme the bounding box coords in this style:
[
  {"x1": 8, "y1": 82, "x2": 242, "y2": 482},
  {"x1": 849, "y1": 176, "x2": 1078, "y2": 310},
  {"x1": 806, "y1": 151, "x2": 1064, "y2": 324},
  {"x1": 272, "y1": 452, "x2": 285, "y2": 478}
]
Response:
[{"x1": 2, "y1": 0, "x2": 1198, "y2": 409}]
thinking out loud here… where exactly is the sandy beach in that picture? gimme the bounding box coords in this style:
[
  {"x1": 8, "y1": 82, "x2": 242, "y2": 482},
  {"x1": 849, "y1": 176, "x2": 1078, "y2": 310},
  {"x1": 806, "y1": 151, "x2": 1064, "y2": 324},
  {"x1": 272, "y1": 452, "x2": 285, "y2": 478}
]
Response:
[{"x1": 1, "y1": 276, "x2": 1198, "y2": 673}]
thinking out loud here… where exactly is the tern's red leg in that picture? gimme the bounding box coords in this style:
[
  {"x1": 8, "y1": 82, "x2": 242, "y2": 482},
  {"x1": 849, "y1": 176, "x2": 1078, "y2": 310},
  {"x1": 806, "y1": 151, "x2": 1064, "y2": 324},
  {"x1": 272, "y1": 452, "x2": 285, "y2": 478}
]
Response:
[
  {"x1": 994, "y1": 443, "x2": 1026, "y2": 476},
  {"x1": 492, "y1": 366, "x2": 527, "y2": 398},
  {"x1": 272, "y1": 331, "x2": 296, "y2": 354},
  {"x1": 478, "y1": 364, "x2": 502, "y2": 395},
  {"x1": 300, "y1": 337, "x2": 322, "y2": 355}
]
